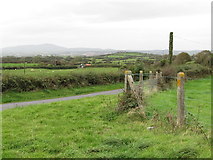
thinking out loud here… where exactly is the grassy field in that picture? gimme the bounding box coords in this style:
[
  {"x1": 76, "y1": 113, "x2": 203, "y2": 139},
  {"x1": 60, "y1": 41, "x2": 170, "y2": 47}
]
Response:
[
  {"x1": 86, "y1": 52, "x2": 162, "y2": 65},
  {"x1": 2, "y1": 83, "x2": 123, "y2": 103},
  {"x1": 2, "y1": 77, "x2": 211, "y2": 158},
  {"x1": 2, "y1": 67, "x2": 120, "y2": 78},
  {"x1": 146, "y1": 77, "x2": 211, "y2": 129}
]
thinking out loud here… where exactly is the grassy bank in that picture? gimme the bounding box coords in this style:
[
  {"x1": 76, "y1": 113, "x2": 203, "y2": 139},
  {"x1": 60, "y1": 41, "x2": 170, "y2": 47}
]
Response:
[
  {"x1": 2, "y1": 83, "x2": 123, "y2": 104},
  {"x1": 2, "y1": 77, "x2": 211, "y2": 158}
]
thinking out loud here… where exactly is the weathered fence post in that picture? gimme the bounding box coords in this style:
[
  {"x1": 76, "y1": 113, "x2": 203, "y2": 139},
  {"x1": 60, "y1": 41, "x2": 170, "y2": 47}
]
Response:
[
  {"x1": 177, "y1": 72, "x2": 185, "y2": 126},
  {"x1": 160, "y1": 72, "x2": 163, "y2": 83},
  {"x1": 139, "y1": 71, "x2": 143, "y2": 97},
  {"x1": 155, "y1": 71, "x2": 159, "y2": 79},
  {"x1": 160, "y1": 71, "x2": 162, "y2": 78},
  {"x1": 139, "y1": 71, "x2": 143, "y2": 85},
  {"x1": 125, "y1": 70, "x2": 131, "y2": 92},
  {"x1": 156, "y1": 71, "x2": 160, "y2": 90},
  {"x1": 124, "y1": 70, "x2": 145, "y2": 114},
  {"x1": 149, "y1": 71, "x2": 154, "y2": 90},
  {"x1": 149, "y1": 71, "x2": 153, "y2": 80}
]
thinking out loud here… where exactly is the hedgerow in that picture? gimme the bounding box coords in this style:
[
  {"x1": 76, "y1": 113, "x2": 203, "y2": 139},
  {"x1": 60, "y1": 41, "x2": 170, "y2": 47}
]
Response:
[{"x1": 2, "y1": 71, "x2": 124, "y2": 92}]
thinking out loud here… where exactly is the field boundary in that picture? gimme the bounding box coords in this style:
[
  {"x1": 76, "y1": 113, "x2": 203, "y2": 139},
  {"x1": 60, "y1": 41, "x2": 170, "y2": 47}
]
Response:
[{"x1": 124, "y1": 70, "x2": 187, "y2": 126}]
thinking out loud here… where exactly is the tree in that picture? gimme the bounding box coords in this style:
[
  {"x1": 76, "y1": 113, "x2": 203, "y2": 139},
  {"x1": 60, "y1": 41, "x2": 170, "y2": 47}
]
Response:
[
  {"x1": 129, "y1": 61, "x2": 144, "y2": 73},
  {"x1": 174, "y1": 52, "x2": 191, "y2": 65},
  {"x1": 91, "y1": 58, "x2": 96, "y2": 64},
  {"x1": 194, "y1": 50, "x2": 212, "y2": 67},
  {"x1": 169, "y1": 32, "x2": 173, "y2": 64}
]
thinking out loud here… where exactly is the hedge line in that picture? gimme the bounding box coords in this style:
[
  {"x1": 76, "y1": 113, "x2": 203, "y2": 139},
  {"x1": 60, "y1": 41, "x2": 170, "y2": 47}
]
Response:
[
  {"x1": 0, "y1": 65, "x2": 78, "y2": 70},
  {"x1": 2, "y1": 72, "x2": 124, "y2": 92},
  {"x1": 1, "y1": 64, "x2": 121, "y2": 70}
]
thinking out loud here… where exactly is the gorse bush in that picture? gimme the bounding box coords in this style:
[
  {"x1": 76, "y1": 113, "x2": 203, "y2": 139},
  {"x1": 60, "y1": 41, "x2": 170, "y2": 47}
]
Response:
[{"x1": 2, "y1": 71, "x2": 124, "y2": 92}]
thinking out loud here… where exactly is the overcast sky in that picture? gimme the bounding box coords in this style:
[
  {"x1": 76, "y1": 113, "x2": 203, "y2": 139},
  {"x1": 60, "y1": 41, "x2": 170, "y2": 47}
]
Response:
[{"x1": 0, "y1": 0, "x2": 212, "y2": 50}]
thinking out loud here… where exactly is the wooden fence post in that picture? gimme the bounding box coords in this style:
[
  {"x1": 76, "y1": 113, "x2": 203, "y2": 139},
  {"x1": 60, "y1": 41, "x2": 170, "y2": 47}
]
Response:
[
  {"x1": 160, "y1": 72, "x2": 162, "y2": 77},
  {"x1": 177, "y1": 72, "x2": 185, "y2": 126},
  {"x1": 149, "y1": 71, "x2": 153, "y2": 80},
  {"x1": 149, "y1": 71, "x2": 154, "y2": 90},
  {"x1": 139, "y1": 71, "x2": 143, "y2": 97},
  {"x1": 155, "y1": 71, "x2": 159, "y2": 80},
  {"x1": 156, "y1": 71, "x2": 160, "y2": 90},
  {"x1": 125, "y1": 70, "x2": 131, "y2": 92},
  {"x1": 127, "y1": 73, "x2": 143, "y2": 109}
]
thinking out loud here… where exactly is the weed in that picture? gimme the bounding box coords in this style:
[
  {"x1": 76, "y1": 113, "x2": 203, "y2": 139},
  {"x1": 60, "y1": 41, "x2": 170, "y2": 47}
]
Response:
[
  {"x1": 117, "y1": 92, "x2": 140, "y2": 112},
  {"x1": 175, "y1": 148, "x2": 198, "y2": 158},
  {"x1": 186, "y1": 112, "x2": 210, "y2": 143},
  {"x1": 103, "y1": 138, "x2": 131, "y2": 147},
  {"x1": 137, "y1": 142, "x2": 151, "y2": 150}
]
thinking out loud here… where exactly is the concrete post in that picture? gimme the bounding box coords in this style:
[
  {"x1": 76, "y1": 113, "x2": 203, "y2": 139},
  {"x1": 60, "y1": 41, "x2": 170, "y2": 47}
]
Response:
[{"x1": 177, "y1": 72, "x2": 185, "y2": 126}]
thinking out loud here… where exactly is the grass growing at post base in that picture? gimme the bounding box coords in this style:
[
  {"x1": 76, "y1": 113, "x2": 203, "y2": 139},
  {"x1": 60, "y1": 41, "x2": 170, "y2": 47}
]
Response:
[
  {"x1": 2, "y1": 83, "x2": 123, "y2": 104},
  {"x1": 2, "y1": 77, "x2": 211, "y2": 158}
]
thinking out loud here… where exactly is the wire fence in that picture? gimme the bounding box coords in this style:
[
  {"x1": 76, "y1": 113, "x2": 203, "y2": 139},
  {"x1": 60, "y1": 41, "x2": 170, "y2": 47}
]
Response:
[{"x1": 124, "y1": 71, "x2": 211, "y2": 128}]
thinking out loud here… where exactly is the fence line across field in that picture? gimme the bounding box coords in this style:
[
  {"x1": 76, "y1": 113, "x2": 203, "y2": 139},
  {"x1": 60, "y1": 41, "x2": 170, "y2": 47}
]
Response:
[
  {"x1": 131, "y1": 73, "x2": 194, "y2": 80},
  {"x1": 123, "y1": 70, "x2": 198, "y2": 126}
]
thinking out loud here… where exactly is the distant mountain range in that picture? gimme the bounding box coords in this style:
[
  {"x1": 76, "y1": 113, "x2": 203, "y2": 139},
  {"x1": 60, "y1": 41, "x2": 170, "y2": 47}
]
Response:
[{"x1": 1, "y1": 43, "x2": 204, "y2": 57}]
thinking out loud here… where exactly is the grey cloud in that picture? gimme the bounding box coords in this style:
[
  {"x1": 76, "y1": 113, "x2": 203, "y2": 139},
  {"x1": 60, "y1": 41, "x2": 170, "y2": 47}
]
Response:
[
  {"x1": 1, "y1": 0, "x2": 210, "y2": 49},
  {"x1": 54, "y1": 0, "x2": 209, "y2": 22}
]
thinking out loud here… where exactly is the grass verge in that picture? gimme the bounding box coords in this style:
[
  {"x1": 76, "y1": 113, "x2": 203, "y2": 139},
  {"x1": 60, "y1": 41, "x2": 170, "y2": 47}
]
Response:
[{"x1": 2, "y1": 83, "x2": 123, "y2": 104}]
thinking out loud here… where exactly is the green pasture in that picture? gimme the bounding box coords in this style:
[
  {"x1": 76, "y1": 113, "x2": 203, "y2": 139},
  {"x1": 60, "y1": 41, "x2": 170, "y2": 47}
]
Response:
[
  {"x1": 146, "y1": 76, "x2": 211, "y2": 129},
  {"x1": 1, "y1": 63, "x2": 40, "y2": 67},
  {"x1": 2, "y1": 67, "x2": 120, "y2": 78},
  {"x1": 2, "y1": 77, "x2": 211, "y2": 158}
]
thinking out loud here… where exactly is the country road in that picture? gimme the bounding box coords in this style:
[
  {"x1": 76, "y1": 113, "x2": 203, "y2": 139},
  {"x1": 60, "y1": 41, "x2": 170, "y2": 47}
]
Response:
[{"x1": 1, "y1": 89, "x2": 123, "y2": 111}]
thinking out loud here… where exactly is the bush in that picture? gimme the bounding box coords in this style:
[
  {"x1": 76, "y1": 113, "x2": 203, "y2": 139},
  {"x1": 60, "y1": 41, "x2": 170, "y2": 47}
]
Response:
[
  {"x1": 176, "y1": 63, "x2": 211, "y2": 78},
  {"x1": 194, "y1": 50, "x2": 212, "y2": 67},
  {"x1": 174, "y1": 52, "x2": 191, "y2": 65},
  {"x1": 124, "y1": 63, "x2": 144, "y2": 74},
  {"x1": 160, "y1": 63, "x2": 211, "y2": 79},
  {"x1": 153, "y1": 59, "x2": 167, "y2": 68},
  {"x1": 117, "y1": 92, "x2": 138, "y2": 112},
  {"x1": 161, "y1": 65, "x2": 177, "y2": 77}
]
